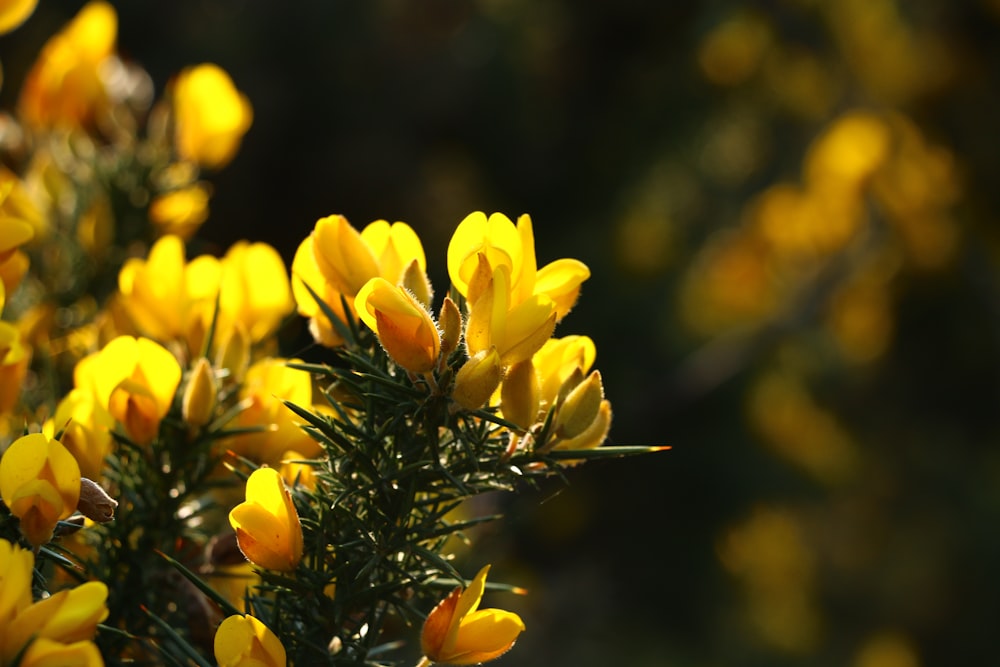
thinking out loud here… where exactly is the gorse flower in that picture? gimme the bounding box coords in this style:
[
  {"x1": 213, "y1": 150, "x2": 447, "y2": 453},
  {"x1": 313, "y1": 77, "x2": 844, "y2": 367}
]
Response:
[
  {"x1": 214, "y1": 614, "x2": 286, "y2": 667},
  {"x1": 420, "y1": 565, "x2": 525, "y2": 666},
  {"x1": 0, "y1": 0, "x2": 36, "y2": 35},
  {"x1": 355, "y1": 277, "x2": 441, "y2": 374},
  {"x1": 172, "y1": 63, "x2": 253, "y2": 170},
  {"x1": 74, "y1": 335, "x2": 182, "y2": 444},
  {"x1": 17, "y1": 0, "x2": 117, "y2": 129},
  {"x1": 0, "y1": 539, "x2": 107, "y2": 666},
  {"x1": 229, "y1": 466, "x2": 303, "y2": 572},
  {"x1": 0, "y1": 433, "x2": 81, "y2": 547}
]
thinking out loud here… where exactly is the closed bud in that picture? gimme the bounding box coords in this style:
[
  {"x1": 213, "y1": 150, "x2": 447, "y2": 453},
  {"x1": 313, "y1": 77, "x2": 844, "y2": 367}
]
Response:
[
  {"x1": 554, "y1": 370, "x2": 604, "y2": 439},
  {"x1": 182, "y1": 357, "x2": 217, "y2": 428},
  {"x1": 77, "y1": 477, "x2": 118, "y2": 523},
  {"x1": 401, "y1": 258, "x2": 433, "y2": 309},
  {"x1": 452, "y1": 348, "x2": 502, "y2": 411},
  {"x1": 215, "y1": 325, "x2": 250, "y2": 383},
  {"x1": 500, "y1": 359, "x2": 539, "y2": 430},
  {"x1": 438, "y1": 296, "x2": 462, "y2": 362}
]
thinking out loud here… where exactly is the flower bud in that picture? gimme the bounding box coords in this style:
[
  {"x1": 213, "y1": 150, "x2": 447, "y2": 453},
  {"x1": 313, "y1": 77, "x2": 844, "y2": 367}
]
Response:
[
  {"x1": 355, "y1": 277, "x2": 441, "y2": 373},
  {"x1": 554, "y1": 371, "x2": 604, "y2": 440},
  {"x1": 452, "y1": 348, "x2": 502, "y2": 411},
  {"x1": 77, "y1": 477, "x2": 117, "y2": 523},
  {"x1": 401, "y1": 258, "x2": 433, "y2": 309},
  {"x1": 500, "y1": 359, "x2": 539, "y2": 430},
  {"x1": 182, "y1": 357, "x2": 217, "y2": 428},
  {"x1": 438, "y1": 296, "x2": 462, "y2": 362}
]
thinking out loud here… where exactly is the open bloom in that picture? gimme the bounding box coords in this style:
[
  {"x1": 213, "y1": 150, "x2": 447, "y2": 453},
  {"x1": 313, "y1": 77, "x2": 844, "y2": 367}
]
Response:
[
  {"x1": 0, "y1": 539, "x2": 107, "y2": 665},
  {"x1": 17, "y1": 0, "x2": 117, "y2": 129},
  {"x1": 421, "y1": 565, "x2": 525, "y2": 666},
  {"x1": 355, "y1": 277, "x2": 440, "y2": 373},
  {"x1": 74, "y1": 335, "x2": 182, "y2": 444},
  {"x1": 292, "y1": 215, "x2": 428, "y2": 347},
  {"x1": 447, "y1": 212, "x2": 590, "y2": 319},
  {"x1": 214, "y1": 614, "x2": 286, "y2": 667},
  {"x1": 172, "y1": 63, "x2": 253, "y2": 170},
  {"x1": 229, "y1": 467, "x2": 303, "y2": 572},
  {"x1": 0, "y1": 434, "x2": 81, "y2": 547}
]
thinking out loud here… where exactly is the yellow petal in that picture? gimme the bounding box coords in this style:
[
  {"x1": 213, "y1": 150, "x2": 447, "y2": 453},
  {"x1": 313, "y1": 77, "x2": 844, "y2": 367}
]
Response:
[
  {"x1": 447, "y1": 212, "x2": 522, "y2": 299},
  {"x1": 215, "y1": 614, "x2": 286, "y2": 667},
  {"x1": 448, "y1": 608, "x2": 525, "y2": 664},
  {"x1": 312, "y1": 214, "x2": 380, "y2": 296}
]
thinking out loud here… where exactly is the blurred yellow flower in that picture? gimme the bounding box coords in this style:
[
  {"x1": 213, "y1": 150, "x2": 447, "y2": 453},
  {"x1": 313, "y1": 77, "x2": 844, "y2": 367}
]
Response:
[
  {"x1": 355, "y1": 277, "x2": 441, "y2": 373},
  {"x1": 0, "y1": 433, "x2": 81, "y2": 547},
  {"x1": 17, "y1": 0, "x2": 117, "y2": 129},
  {"x1": 227, "y1": 357, "x2": 322, "y2": 466},
  {"x1": 172, "y1": 63, "x2": 253, "y2": 170},
  {"x1": 43, "y1": 387, "x2": 115, "y2": 481},
  {"x1": 181, "y1": 357, "x2": 217, "y2": 428},
  {"x1": 0, "y1": 539, "x2": 106, "y2": 666},
  {"x1": 214, "y1": 613, "x2": 286, "y2": 667},
  {"x1": 420, "y1": 565, "x2": 525, "y2": 666},
  {"x1": 148, "y1": 184, "x2": 211, "y2": 240},
  {"x1": 75, "y1": 335, "x2": 182, "y2": 444},
  {"x1": 0, "y1": 321, "x2": 29, "y2": 413},
  {"x1": 0, "y1": 0, "x2": 37, "y2": 35},
  {"x1": 229, "y1": 467, "x2": 303, "y2": 572},
  {"x1": 217, "y1": 240, "x2": 294, "y2": 344}
]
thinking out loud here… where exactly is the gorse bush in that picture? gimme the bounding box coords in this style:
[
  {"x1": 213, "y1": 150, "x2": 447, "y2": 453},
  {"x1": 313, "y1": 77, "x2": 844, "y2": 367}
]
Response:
[{"x1": 0, "y1": 3, "x2": 660, "y2": 666}]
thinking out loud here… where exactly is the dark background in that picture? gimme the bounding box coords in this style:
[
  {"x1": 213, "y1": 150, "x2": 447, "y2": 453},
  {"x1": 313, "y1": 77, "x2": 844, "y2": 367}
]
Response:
[{"x1": 5, "y1": 1, "x2": 1000, "y2": 665}]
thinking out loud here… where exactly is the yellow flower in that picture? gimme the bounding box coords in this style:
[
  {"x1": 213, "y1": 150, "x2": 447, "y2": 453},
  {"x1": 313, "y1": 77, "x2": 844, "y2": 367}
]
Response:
[
  {"x1": 148, "y1": 184, "x2": 211, "y2": 240},
  {"x1": 292, "y1": 216, "x2": 427, "y2": 347},
  {"x1": 0, "y1": 0, "x2": 37, "y2": 35},
  {"x1": 465, "y1": 263, "x2": 556, "y2": 366},
  {"x1": 447, "y1": 212, "x2": 590, "y2": 320},
  {"x1": 229, "y1": 467, "x2": 303, "y2": 572},
  {"x1": 0, "y1": 539, "x2": 107, "y2": 666},
  {"x1": 117, "y1": 234, "x2": 219, "y2": 343},
  {"x1": 227, "y1": 357, "x2": 322, "y2": 466},
  {"x1": 420, "y1": 565, "x2": 525, "y2": 666},
  {"x1": 75, "y1": 335, "x2": 182, "y2": 444},
  {"x1": 181, "y1": 357, "x2": 217, "y2": 428},
  {"x1": 0, "y1": 321, "x2": 29, "y2": 413},
  {"x1": 0, "y1": 434, "x2": 81, "y2": 547},
  {"x1": 217, "y1": 241, "x2": 294, "y2": 344},
  {"x1": 172, "y1": 63, "x2": 253, "y2": 170},
  {"x1": 355, "y1": 277, "x2": 441, "y2": 373},
  {"x1": 17, "y1": 0, "x2": 117, "y2": 129},
  {"x1": 43, "y1": 388, "x2": 115, "y2": 481},
  {"x1": 214, "y1": 614, "x2": 286, "y2": 667},
  {"x1": 451, "y1": 348, "x2": 502, "y2": 411}
]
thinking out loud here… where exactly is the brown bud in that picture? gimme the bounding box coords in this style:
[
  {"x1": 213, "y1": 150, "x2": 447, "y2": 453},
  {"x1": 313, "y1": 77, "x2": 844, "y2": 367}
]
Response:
[{"x1": 77, "y1": 477, "x2": 118, "y2": 523}]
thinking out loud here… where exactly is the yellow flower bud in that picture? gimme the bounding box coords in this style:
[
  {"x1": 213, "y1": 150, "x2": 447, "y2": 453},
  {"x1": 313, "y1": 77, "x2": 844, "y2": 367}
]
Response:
[
  {"x1": 500, "y1": 359, "x2": 539, "y2": 431},
  {"x1": 452, "y1": 348, "x2": 502, "y2": 411},
  {"x1": 438, "y1": 296, "x2": 463, "y2": 362},
  {"x1": 401, "y1": 257, "x2": 434, "y2": 309},
  {"x1": 182, "y1": 357, "x2": 217, "y2": 428},
  {"x1": 554, "y1": 370, "x2": 605, "y2": 440},
  {"x1": 214, "y1": 614, "x2": 286, "y2": 667},
  {"x1": 355, "y1": 277, "x2": 441, "y2": 374},
  {"x1": 229, "y1": 467, "x2": 303, "y2": 572}
]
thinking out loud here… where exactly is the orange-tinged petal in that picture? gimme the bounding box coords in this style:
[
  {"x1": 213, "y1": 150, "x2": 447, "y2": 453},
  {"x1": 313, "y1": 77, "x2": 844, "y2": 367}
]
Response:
[
  {"x1": 356, "y1": 277, "x2": 440, "y2": 373},
  {"x1": 229, "y1": 467, "x2": 302, "y2": 571},
  {"x1": 5, "y1": 582, "x2": 108, "y2": 652},
  {"x1": 0, "y1": 434, "x2": 80, "y2": 547}
]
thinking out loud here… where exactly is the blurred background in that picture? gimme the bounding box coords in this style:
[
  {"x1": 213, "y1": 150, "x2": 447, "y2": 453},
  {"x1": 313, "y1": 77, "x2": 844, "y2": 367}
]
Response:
[{"x1": 4, "y1": 1, "x2": 1000, "y2": 665}]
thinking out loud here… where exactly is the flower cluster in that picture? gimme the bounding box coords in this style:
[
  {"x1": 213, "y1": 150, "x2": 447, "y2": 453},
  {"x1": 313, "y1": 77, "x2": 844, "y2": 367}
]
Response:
[{"x1": 0, "y1": 4, "x2": 660, "y2": 666}]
